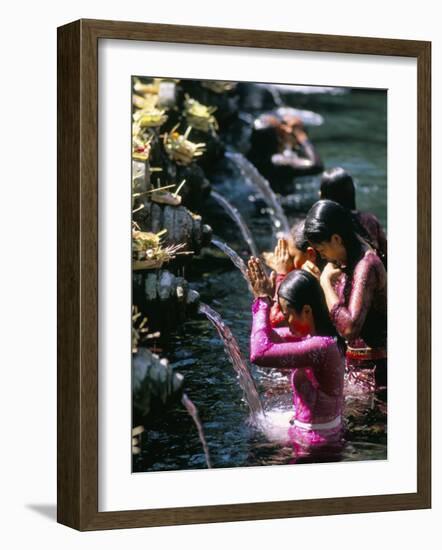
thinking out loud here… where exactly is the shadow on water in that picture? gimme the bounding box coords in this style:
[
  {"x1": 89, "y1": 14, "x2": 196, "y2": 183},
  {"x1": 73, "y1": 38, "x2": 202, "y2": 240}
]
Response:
[{"x1": 134, "y1": 87, "x2": 387, "y2": 472}]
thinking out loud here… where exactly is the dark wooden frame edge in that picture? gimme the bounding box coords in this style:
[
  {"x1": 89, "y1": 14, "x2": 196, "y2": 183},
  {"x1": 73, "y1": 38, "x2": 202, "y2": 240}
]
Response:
[{"x1": 57, "y1": 18, "x2": 431, "y2": 531}]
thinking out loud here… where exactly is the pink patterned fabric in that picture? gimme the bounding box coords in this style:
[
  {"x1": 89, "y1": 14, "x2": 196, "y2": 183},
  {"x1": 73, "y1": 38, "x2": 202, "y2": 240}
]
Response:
[
  {"x1": 331, "y1": 249, "x2": 387, "y2": 348},
  {"x1": 250, "y1": 297, "x2": 345, "y2": 454}
]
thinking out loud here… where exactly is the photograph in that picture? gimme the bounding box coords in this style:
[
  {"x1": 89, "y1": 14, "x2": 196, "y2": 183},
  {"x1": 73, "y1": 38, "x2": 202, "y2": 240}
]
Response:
[{"x1": 131, "y1": 76, "x2": 388, "y2": 473}]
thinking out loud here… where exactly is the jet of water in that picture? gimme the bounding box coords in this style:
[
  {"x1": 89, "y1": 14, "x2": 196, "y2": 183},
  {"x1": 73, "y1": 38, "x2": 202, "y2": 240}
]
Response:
[
  {"x1": 211, "y1": 238, "x2": 252, "y2": 292},
  {"x1": 198, "y1": 302, "x2": 264, "y2": 418},
  {"x1": 225, "y1": 151, "x2": 291, "y2": 239},
  {"x1": 266, "y1": 84, "x2": 283, "y2": 106},
  {"x1": 211, "y1": 190, "x2": 260, "y2": 258},
  {"x1": 181, "y1": 393, "x2": 212, "y2": 468}
]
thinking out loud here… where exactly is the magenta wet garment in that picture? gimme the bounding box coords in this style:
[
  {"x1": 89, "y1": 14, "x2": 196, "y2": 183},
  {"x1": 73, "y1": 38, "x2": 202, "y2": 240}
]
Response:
[
  {"x1": 331, "y1": 249, "x2": 387, "y2": 349},
  {"x1": 250, "y1": 297, "x2": 345, "y2": 454},
  {"x1": 332, "y1": 249, "x2": 388, "y2": 391}
]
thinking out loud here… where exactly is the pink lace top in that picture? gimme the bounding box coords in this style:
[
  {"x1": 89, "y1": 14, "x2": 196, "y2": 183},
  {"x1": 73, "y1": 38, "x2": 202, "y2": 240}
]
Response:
[
  {"x1": 331, "y1": 249, "x2": 387, "y2": 348},
  {"x1": 250, "y1": 297, "x2": 344, "y2": 424}
]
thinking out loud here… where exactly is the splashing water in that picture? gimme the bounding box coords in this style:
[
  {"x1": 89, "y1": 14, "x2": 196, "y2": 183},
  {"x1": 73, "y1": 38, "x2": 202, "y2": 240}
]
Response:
[
  {"x1": 211, "y1": 190, "x2": 260, "y2": 257},
  {"x1": 275, "y1": 106, "x2": 324, "y2": 127},
  {"x1": 198, "y1": 302, "x2": 264, "y2": 418},
  {"x1": 256, "y1": 408, "x2": 294, "y2": 444},
  {"x1": 181, "y1": 393, "x2": 212, "y2": 468},
  {"x1": 266, "y1": 84, "x2": 283, "y2": 107},
  {"x1": 225, "y1": 152, "x2": 291, "y2": 239},
  {"x1": 211, "y1": 238, "x2": 252, "y2": 291}
]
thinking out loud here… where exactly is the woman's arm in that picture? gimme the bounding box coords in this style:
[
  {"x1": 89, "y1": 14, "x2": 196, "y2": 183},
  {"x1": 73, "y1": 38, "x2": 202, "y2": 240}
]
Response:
[
  {"x1": 325, "y1": 256, "x2": 379, "y2": 341},
  {"x1": 296, "y1": 129, "x2": 324, "y2": 171},
  {"x1": 271, "y1": 129, "x2": 323, "y2": 175},
  {"x1": 250, "y1": 297, "x2": 332, "y2": 369},
  {"x1": 319, "y1": 263, "x2": 342, "y2": 312},
  {"x1": 376, "y1": 222, "x2": 388, "y2": 266}
]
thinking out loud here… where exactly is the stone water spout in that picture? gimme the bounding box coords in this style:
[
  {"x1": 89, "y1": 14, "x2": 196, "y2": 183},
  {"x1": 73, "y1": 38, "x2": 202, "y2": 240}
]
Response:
[
  {"x1": 133, "y1": 270, "x2": 200, "y2": 333},
  {"x1": 135, "y1": 202, "x2": 212, "y2": 255},
  {"x1": 132, "y1": 347, "x2": 184, "y2": 421},
  {"x1": 132, "y1": 348, "x2": 212, "y2": 468}
]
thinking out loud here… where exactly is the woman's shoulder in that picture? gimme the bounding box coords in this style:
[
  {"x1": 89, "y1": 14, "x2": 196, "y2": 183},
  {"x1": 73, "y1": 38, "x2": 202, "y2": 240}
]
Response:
[
  {"x1": 356, "y1": 210, "x2": 381, "y2": 228},
  {"x1": 306, "y1": 336, "x2": 343, "y2": 367},
  {"x1": 357, "y1": 248, "x2": 384, "y2": 271},
  {"x1": 353, "y1": 249, "x2": 386, "y2": 287},
  {"x1": 308, "y1": 335, "x2": 340, "y2": 351}
]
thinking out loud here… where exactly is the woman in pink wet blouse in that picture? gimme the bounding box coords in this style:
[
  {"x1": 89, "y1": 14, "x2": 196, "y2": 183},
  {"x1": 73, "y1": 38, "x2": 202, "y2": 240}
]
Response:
[
  {"x1": 247, "y1": 257, "x2": 345, "y2": 460},
  {"x1": 304, "y1": 200, "x2": 387, "y2": 389}
]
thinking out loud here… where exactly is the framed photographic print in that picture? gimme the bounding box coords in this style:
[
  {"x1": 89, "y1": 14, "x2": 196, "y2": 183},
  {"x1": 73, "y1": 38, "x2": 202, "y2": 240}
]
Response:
[{"x1": 57, "y1": 19, "x2": 431, "y2": 530}]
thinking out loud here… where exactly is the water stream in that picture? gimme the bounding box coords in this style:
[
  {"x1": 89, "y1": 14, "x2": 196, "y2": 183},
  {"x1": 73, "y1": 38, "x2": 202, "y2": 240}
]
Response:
[
  {"x1": 198, "y1": 302, "x2": 264, "y2": 418},
  {"x1": 225, "y1": 151, "x2": 292, "y2": 239},
  {"x1": 211, "y1": 238, "x2": 251, "y2": 289},
  {"x1": 211, "y1": 190, "x2": 260, "y2": 257},
  {"x1": 181, "y1": 393, "x2": 212, "y2": 468}
]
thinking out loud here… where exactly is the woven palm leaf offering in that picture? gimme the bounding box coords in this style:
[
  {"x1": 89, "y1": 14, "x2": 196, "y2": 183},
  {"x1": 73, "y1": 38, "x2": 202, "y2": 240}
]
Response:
[
  {"x1": 132, "y1": 93, "x2": 148, "y2": 110},
  {"x1": 133, "y1": 77, "x2": 179, "y2": 108},
  {"x1": 132, "y1": 123, "x2": 153, "y2": 162},
  {"x1": 131, "y1": 305, "x2": 160, "y2": 354},
  {"x1": 133, "y1": 76, "x2": 163, "y2": 95},
  {"x1": 163, "y1": 124, "x2": 206, "y2": 166},
  {"x1": 183, "y1": 95, "x2": 219, "y2": 133},
  {"x1": 201, "y1": 80, "x2": 237, "y2": 93},
  {"x1": 132, "y1": 227, "x2": 191, "y2": 271},
  {"x1": 133, "y1": 93, "x2": 168, "y2": 129},
  {"x1": 149, "y1": 179, "x2": 186, "y2": 206},
  {"x1": 132, "y1": 180, "x2": 185, "y2": 209}
]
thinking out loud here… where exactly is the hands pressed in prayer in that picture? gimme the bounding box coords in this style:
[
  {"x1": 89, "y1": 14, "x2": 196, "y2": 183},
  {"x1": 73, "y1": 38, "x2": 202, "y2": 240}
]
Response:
[
  {"x1": 272, "y1": 238, "x2": 293, "y2": 275},
  {"x1": 247, "y1": 257, "x2": 276, "y2": 300},
  {"x1": 320, "y1": 262, "x2": 342, "y2": 285}
]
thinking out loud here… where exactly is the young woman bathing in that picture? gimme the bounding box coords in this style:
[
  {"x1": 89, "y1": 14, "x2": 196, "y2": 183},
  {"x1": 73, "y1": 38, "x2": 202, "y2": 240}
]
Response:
[
  {"x1": 247, "y1": 257, "x2": 345, "y2": 459},
  {"x1": 304, "y1": 200, "x2": 387, "y2": 389}
]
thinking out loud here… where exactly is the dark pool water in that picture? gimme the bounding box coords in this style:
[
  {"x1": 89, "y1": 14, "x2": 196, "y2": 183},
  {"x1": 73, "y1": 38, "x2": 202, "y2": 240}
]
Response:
[{"x1": 133, "y1": 86, "x2": 387, "y2": 473}]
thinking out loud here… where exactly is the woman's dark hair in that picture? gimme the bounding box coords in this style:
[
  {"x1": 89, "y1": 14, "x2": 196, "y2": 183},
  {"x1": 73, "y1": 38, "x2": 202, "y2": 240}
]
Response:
[
  {"x1": 277, "y1": 270, "x2": 337, "y2": 338},
  {"x1": 320, "y1": 167, "x2": 356, "y2": 210},
  {"x1": 304, "y1": 200, "x2": 366, "y2": 270},
  {"x1": 290, "y1": 221, "x2": 310, "y2": 252},
  {"x1": 249, "y1": 117, "x2": 280, "y2": 158}
]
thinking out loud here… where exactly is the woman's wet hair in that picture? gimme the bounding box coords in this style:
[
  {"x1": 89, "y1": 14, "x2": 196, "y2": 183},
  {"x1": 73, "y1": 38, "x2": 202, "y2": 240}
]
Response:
[
  {"x1": 277, "y1": 270, "x2": 337, "y2": 338},
  {"x1": 320, "y1": 167, "x2": 356, "y2": 210},
  {"x1": 304, "y1": 200, "x2": 366, "y2": 269},
  {"x1": 250, "y1": 116, "x2": 280, "y2": 158},
  {"x1": 291, "y1": 221, "x2": 310, "y2": 252}
]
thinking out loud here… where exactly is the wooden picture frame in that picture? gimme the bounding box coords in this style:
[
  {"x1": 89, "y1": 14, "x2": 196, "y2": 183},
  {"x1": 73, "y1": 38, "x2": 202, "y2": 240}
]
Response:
[{"x1": 57, "y1": 18, "x2": 431, "y2": 531}]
